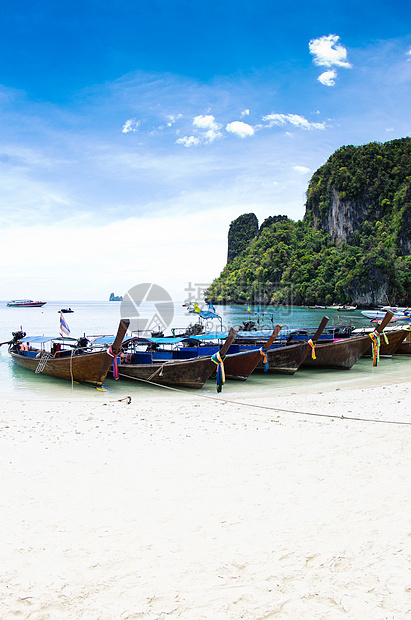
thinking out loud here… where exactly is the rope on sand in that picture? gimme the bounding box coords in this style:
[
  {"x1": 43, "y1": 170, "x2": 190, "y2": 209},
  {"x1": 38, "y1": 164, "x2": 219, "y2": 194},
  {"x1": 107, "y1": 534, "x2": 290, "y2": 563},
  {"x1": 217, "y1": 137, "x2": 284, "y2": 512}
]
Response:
[
  {"x1": 111, "y1": 371, "x2": 411, "y2": 427},
  {"x1": 116, "y1": 395, "x2": 132, "y2": 404}
]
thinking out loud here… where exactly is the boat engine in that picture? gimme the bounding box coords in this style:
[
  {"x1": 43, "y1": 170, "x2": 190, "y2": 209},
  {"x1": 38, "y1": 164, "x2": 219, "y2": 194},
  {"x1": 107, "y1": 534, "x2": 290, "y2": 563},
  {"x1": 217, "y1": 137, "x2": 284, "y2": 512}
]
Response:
[
  {"x1": 76, "y1": 336, "x2": 90, "y2": 352},
  {"x1": 11, "y1": 330, "x2": 26, "y2": 343},
  {"x1": 240, "y1": 320, "x2": 257, "y2": 331}
]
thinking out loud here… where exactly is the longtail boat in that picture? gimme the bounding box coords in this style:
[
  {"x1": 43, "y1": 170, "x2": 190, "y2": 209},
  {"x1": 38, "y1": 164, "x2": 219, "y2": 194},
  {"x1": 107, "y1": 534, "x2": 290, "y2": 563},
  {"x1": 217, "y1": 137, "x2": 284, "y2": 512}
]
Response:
[
  {"x1": 222, "y1": 325, "x2": 282, "y2": 379},
  {"x1": 253, "y1": 316, "x2": 330, "y2": 374},
  {"x1": 116, "y1": 327, "x2": 238, "y2": 389},
  {"x1": 231, "y1": 316, "x2": 329, "y2": 375},
  {"x1": 5, "y1": 319, "x2": 130, "y2": 386},
  {"x1": 302, "y1": 311, "x2": 394, "y2": 369},
  {"x1": 139, "y1": 326, "x2": 282, "y2": 381},
  {"x1": 356, "y1": 327, "x2": 409, "y2": 357}
]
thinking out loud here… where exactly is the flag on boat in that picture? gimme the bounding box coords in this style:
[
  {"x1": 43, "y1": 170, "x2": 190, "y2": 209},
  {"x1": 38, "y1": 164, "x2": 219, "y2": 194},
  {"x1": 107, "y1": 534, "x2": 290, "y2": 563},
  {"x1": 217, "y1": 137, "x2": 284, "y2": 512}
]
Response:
[
  {"x1": 208, "y1": 301, "x2": 216, "y2": 313},
  {"x1": 59, "y1": 312, "x2": 70, "y2": 336},
  {"x1": 193, "y1": 302, "x2": 201, "y2": 313}
]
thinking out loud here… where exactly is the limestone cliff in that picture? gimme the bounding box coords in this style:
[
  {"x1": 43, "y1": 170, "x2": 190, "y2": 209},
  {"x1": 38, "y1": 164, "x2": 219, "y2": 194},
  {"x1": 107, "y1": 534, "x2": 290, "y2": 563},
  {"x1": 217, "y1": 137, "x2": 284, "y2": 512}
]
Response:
[
  {"x1": 313, "y1": 187, "x2": 368, "y2": 244},
  {"x1": 305, "y1": 138, "x2": 411, "y2": 255},
  {"x1": 227, "y1": 213, "x2": 259, "y2": 262},
  {"x1": 207, "y1": 138, "x2": 411, "y2": 307}
]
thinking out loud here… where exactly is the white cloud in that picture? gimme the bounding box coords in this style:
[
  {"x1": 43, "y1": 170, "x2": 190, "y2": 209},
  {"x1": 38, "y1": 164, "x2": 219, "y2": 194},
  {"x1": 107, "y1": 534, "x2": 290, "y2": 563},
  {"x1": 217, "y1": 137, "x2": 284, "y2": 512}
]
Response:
[
  {"x1": 293, "y1": 165, "x2": 310, "y2": 174},
  {"x1": 193, "y1": 114, "x2": 216, "y2": 129},
  {"x1": 241, "y1": 109, "x2": 250, "y2": 117},
  {"x1": 175, "y1": 136, "x2": 200, "y2": 147},
  {"x1": 309, "y1": 34, "x2": 351, "y2": 68},
  {"x1": 122, "y1": 118, "x2": 140, "y2": 133},
  {"x1": 226, "y1": 121, "x2": 254, "y2": 138},
  {"x1": 407, "y1": 48, "x2": 411, "y2": 61},
  {"x1": 318, "y1": 70, "x2": 337, "y2": 86},
  {"x1": 262, "y1": 113, "x2": 326, "y2": 130},
  {"x1": 309, "y1": 34, "x2": 351, "y2": 87},
  {"x1": 193, "y1": 114, "x2": 223, "y2": 143},
  {"x1": 176, "y1": 114, "x2": 223, "y2": 146},
  {"x1": 166, "y1": 114, "x2": 183, "y2": 126}
]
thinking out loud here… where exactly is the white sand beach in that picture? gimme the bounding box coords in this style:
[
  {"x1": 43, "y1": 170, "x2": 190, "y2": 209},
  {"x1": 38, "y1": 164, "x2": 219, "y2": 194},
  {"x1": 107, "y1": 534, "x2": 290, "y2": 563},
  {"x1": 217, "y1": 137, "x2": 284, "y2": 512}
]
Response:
[{"x1": 0, "y1": 381, "x2": 410, "y2": 619}]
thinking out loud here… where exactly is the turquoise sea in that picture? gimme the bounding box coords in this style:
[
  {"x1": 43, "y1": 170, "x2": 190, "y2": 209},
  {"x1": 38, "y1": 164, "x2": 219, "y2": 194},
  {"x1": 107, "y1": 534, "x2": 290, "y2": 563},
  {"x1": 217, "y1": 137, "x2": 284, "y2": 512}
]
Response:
[{"x1": 0, "y1": 300, "x2": 410, "y2": 401}]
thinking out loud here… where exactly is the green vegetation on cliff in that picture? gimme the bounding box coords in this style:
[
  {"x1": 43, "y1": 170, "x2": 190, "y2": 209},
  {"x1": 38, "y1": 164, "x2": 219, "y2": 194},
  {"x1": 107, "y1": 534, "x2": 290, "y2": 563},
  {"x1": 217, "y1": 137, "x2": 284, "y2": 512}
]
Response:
[
  {"x1": 227, "y1": 213, "x2": 259, "y2": 262},
  {"x1": 206, "y1": 138, "x2": 411, "y2": 307}
]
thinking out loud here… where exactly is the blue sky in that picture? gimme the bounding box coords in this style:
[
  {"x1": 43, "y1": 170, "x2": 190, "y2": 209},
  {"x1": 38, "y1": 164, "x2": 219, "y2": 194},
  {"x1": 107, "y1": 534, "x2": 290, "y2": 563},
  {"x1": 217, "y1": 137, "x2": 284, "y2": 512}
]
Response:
[{"x1": 1, "y1": 0, "x2": 410, "y2": 301}]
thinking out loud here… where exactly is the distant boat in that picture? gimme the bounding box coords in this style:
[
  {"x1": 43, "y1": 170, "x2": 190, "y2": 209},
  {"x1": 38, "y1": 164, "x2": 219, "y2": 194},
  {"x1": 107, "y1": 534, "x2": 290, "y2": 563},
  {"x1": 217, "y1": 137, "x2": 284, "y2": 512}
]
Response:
[
  {"x1": 7, "y1": 300, "x2": 46, "y2": 308},
  {"x1": 362, "y1": 309, "x2": 410, "y2": 321},
  {"x1": 59, "y1": 308, "x2": 74, "y2": 313},
  {"x1": 325, "y1": 304, "x2": 357, "y2": 311}
]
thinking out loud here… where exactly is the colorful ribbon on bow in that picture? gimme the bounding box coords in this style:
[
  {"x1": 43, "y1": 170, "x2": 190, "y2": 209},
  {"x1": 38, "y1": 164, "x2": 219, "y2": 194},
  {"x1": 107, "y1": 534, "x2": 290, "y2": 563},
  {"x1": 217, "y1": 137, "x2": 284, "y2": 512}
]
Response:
[
  {"x1": 212, "y1": 351, "x2": 226, "y2": 392},
  {"x1": 107, "y1": 346, "x2": 119, "y2": 380},
  {"x1": 369, "y1": 331, "x2": 380, "y2": 366},
  {"x1": 259, "y1": 347, "x2": 269, "y2": 372},
  {"x1": 308, "y1": 338, "x2": 316, "y2": 359}
]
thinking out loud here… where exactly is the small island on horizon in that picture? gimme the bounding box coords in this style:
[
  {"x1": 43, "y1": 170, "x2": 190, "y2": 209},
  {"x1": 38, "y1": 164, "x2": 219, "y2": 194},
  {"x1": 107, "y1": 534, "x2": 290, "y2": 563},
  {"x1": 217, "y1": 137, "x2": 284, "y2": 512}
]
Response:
[{"x1": 109, "y1": 293, "x2": 123, "y2": 301}]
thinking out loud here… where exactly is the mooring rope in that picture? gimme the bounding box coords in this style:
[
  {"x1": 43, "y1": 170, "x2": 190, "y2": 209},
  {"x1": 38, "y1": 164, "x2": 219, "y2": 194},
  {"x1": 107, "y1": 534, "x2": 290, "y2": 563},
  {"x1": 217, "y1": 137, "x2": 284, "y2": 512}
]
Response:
[
  {"x1": 114, "y1": 370, "x2": 411, "y2": 427},
  {"x1": 70, "y1": 349, "x2": 74, "y2": 391}
]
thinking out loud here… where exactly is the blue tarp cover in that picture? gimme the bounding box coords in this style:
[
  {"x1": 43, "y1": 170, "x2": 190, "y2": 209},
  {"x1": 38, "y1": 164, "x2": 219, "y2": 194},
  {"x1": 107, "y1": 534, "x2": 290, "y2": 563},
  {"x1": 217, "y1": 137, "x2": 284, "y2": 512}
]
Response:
[
  {"x1": 92, "y1": 336, "x2": 116, "y2": 344},
  {"x1": 183, "y1": 332, "x2": 228, "y2": 341},
  {"x1": 149, "y1": 337, "x2": 189, "y2": 344},
  {"x1": 19, "y1": 336, "x2": 55, "y2": 343},
  {"x1": 198, "y1": 310, "x2": 221, "y2": 320}
]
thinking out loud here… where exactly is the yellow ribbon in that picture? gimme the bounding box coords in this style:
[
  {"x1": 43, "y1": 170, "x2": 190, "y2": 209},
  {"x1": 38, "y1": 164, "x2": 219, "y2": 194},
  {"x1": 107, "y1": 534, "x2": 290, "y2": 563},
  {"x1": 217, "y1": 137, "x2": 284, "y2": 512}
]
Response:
[
  {"x1": 259, "y1": 347, "x2": 269, "y2": 371},
  {"x1": 212, "y1": 351, "x2": 226, "y2": 384},
  {"x1": 308, "y1": 339, "x2": 316, "y2": 359},
  {"x1": 369, "y1": 331, "x2": 380, "y2": 366},
  {"x1": 259, "y1": 347, "x2": 267, "y2": 364}
]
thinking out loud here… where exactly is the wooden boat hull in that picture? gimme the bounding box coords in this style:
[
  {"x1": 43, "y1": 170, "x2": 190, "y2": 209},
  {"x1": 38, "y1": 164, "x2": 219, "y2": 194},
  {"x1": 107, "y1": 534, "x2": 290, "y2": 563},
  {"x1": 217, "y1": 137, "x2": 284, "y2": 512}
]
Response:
[
  {"x1": 117, "y1": 355, "x2": 220, "y2": 388},
  {"x1": 361, "y1": 330, "x2": 408, "y2": 357},
  {"x1": 302, "y1": 336, "x2": 371, "y2": 370},
  {"x1": 254, "y1": 341, "x2": 314, "y2": 374},
  {"x1": 10, "y1": 349, "x2": 116, "y2": 386},
  {"x1": 396, "y1": 331, "x2": 411, "y2": 354},
  {"x1": 223, "y1": 349, "x2": 268, "y2": 380}
]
